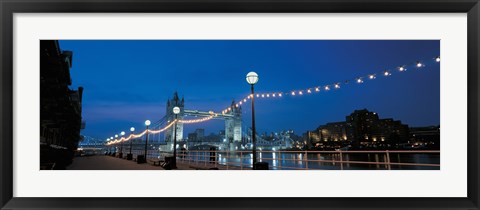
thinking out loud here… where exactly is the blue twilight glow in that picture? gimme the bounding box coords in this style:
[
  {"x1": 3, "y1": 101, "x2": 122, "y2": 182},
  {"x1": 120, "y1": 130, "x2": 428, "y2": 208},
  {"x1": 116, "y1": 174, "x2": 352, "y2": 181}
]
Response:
[{"x1": 59, "y1": 40, "x2": 440, "y2": 138}]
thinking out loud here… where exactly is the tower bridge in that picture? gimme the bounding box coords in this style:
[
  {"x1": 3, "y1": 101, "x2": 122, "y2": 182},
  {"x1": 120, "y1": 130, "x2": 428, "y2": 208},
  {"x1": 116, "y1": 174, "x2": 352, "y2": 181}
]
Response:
[{"x1": 159, "y1": 92, "x2": 242, "y2": 152}]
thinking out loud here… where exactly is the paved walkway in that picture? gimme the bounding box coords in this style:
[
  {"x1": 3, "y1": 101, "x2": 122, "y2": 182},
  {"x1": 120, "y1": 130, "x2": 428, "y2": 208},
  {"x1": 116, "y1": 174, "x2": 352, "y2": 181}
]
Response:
[
  {"x1": 67, "y1": 155, "x2": 165, "y2": 170},
  {"x1": 66, "y1": 155, "x2": 227, "y2": 170}
]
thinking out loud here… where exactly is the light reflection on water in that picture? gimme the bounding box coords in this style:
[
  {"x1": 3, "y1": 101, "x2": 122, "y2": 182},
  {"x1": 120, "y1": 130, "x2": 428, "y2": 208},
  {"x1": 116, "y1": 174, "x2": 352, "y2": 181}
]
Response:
[{"x1": 182, "y1": 151, "x2": 440, "y2": 170}]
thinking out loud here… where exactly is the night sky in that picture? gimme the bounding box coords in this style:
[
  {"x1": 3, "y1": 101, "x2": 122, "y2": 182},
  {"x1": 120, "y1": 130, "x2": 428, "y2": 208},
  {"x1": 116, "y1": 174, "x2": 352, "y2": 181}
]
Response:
[{"x1": 58, "y1": 40, "x2": 440, "y2": 140}]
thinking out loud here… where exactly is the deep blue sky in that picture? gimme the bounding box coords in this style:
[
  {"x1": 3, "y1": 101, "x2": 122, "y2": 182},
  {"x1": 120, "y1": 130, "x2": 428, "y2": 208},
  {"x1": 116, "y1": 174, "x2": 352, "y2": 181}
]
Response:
[{"x1": 59, "y1": 40, "x2": 440, "y2": 139}]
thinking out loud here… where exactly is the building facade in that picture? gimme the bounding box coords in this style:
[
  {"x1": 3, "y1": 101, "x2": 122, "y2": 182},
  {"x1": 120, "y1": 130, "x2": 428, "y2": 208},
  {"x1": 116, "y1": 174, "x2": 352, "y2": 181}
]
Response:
[
  {"x1": 409, "y1": 126, "x2": 440, "y2": 149},
  {"x1": 306, "y1": 109, "x2": 409, "y2": 149},
  {"x1": 40, "y1": 40, "x2": 84, "y2": 169}
]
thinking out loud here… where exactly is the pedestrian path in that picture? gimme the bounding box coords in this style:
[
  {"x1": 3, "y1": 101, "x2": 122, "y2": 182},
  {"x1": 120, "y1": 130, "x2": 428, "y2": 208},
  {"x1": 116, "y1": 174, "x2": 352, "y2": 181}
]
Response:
[
  {"x1": 67, "y1": 155, "x2": 165, "y2": 170},
  {"x1": 66, "y1": 155, "x2": 233, "y2": 170}
]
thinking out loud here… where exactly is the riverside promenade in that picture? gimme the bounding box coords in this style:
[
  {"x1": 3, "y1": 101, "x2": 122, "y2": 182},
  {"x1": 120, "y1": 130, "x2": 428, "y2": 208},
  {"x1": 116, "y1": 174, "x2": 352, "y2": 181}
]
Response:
[
  {"x1": 66, "y1": 155, "x2": 218, "y2": 170},
  {"x1": 67, "y1": 155, "x2": 164, "y2": 170}
]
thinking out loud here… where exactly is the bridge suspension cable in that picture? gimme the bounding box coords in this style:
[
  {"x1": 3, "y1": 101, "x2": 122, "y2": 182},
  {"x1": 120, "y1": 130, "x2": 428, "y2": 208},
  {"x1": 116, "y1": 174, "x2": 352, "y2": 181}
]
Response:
[{"x1": 106, "y1": 114, "x2": 217, "y2": 145}]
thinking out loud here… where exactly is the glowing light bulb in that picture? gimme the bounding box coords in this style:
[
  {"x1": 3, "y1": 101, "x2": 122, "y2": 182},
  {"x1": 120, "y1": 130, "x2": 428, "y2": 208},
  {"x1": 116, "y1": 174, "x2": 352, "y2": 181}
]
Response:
[
  {"x1": 279, "y1": 93, "x2": 282, "y2": 97},
  {"x1": 261, "y1": 94, "x2": 265, "y2": 98},
  {"x1": 369, "y1": 74, "x2": 376, "y2": 79},
  {"x1": 357, "y1": 78, "x2": 363, "y2": 83},
  {"x1": 299, "y1": 91, "x2": 303, "y2": 95},
  {"x1": 334, "y1": 83, "x2": 340, "y2": 89},
  {"x1": 384, "y1": 71, "x2": 391, "y2": 76},
  {"x1": 272, "y1": 93, "x2": 276, "y2": 97},
  {"x1": 324, "y1": 86, "x2": 330, "y2": 91},
  {"x1": 315, "y1": 87, "x2": 320, "y2": 92},
  {"x1": 291, "y1": 91, "x2": 296, "y2": 96},
  {"x1": 416, "y1": 62, "x2": 423, "y2": 67},
  {"x1": 256, "y1": 94, "x2": 260, "y2": 97},
  {"x1": 398, "y1": 66, "x2": 406, "y2": 72},
  {"x1": 435, "y1": 56, "x2": 440, "y2": 62},
  {"x1": 307, "y1": 89, "x2": 311, "y2": 93},
  {"x1": 243, "y1": 99, "x2": 247, "y2": 102}
]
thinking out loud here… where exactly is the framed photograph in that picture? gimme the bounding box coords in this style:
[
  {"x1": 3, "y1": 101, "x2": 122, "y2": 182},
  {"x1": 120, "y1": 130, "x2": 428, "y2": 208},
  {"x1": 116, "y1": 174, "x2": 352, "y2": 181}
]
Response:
[{"x1": 1, "y1": 0, "x2": 479, "y2": 209}]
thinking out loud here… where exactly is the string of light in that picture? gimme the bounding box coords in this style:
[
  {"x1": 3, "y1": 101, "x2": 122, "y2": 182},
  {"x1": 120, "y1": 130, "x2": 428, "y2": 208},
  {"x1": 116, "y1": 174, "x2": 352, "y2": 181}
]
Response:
[
  {"x1": 179, "y1": 115, "x2": 215, "y2": 124},
  {"x1": 106, "y1": 113, "x2": 217, "y2": 145},
  {"x1": 148, "y1": 120, "x2": 177, "y2": 134},
  {"x1": 220, "y1": 56, "x2": 440, "y2": 114}
]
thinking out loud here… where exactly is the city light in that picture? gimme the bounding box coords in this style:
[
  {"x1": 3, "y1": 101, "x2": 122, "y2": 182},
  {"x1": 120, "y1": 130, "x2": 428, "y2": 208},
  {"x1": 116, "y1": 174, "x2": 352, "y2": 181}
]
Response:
[{"x1": 246, "y1": 71, "x2": 259, "y2": 85}]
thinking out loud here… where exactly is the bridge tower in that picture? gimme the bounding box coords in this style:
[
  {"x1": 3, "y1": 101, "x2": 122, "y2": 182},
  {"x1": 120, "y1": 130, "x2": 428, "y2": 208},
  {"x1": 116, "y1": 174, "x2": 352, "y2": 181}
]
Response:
[
  {"x1": 164, "y1": 92, "x2": 184, "y2": 152},
  {"x1": 225, "y1": 101, "x2": 242, "y2": 151}
]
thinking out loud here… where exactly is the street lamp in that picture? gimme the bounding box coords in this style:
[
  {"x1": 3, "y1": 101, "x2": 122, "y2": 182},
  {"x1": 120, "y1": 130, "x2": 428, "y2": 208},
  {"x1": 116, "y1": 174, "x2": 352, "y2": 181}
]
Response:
[
  {"x1": 246, "y1": 71, "x2": 259, "y2": 167},
  {"x1": 119, "y1": 131, "x2": 125, "y2": 158},
  {"x1": 109, "y1": 137, "x2": 113, "y2": 155},
  {"x1": 172, "y1": 106, "x2": 180, "y2": 169},
  {"x1": 142, "y1": 120, "x2": 151, "y2": 163},
  {"x1": 114, "y1": 135, "x2": 118, "y2": 156},
  {"x1": 105, "y1": 138, "x2": 110, "y2": 155},
  {"x1": 127, "y1": 127, "x2": 135, "y2": 160}
]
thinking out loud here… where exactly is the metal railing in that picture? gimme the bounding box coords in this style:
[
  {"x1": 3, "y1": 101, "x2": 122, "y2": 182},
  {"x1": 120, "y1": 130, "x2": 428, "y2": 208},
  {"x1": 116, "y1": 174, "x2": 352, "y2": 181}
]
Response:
[
  {"x1": 172, "y1": 150, "x2": 440, "y2": 170},
  {"x1": 104, "y1": 149, "x2": 440, "y2": 170}
]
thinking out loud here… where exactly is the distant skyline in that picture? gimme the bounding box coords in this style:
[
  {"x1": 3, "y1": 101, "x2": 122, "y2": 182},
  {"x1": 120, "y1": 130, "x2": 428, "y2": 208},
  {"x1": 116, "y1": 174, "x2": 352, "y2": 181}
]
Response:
[{"x1": 59, "y1": 40, "x2": 440, "y2": 139}]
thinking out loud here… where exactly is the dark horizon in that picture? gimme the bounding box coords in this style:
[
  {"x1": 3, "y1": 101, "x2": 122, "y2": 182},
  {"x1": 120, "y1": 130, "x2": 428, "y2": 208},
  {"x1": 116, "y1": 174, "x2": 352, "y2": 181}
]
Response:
[{"x1": 58, "y1": 40, "x2": 440, "y2": 139}]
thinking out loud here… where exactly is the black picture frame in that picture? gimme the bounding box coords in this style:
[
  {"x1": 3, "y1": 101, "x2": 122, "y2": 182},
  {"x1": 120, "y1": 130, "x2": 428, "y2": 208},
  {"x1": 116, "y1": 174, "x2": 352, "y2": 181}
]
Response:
[{"x1": 1, "y1": 0, "x2": 479, "y2": 209}]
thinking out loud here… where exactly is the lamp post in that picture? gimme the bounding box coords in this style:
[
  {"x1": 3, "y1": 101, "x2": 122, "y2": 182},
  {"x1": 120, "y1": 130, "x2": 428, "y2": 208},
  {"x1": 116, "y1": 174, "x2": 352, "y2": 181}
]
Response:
[
  {"x1": 172, "y1": 106, "x2": 180, "y2": 169},
  {"x1": 109, "y1": 137, "x2": 113, "y2": 155},
  {"x1": 143, "y1": 120, "x2": 151, "y2": 163},
  {"x1": 105, "y1": 138, "x2": 109, "y2": 155},
  {"x1": 127, "y1": 127, "x2": 135, "y2": 160},
  {"x1": 119, "y1": 131, "x2": 125, "y2": 158},
  {"x1": 114, "y1": 135, "x2": 118, "y2": 156},
  {"x1": 246, "y1": 71, "x2": 259, "y2": 167}
]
